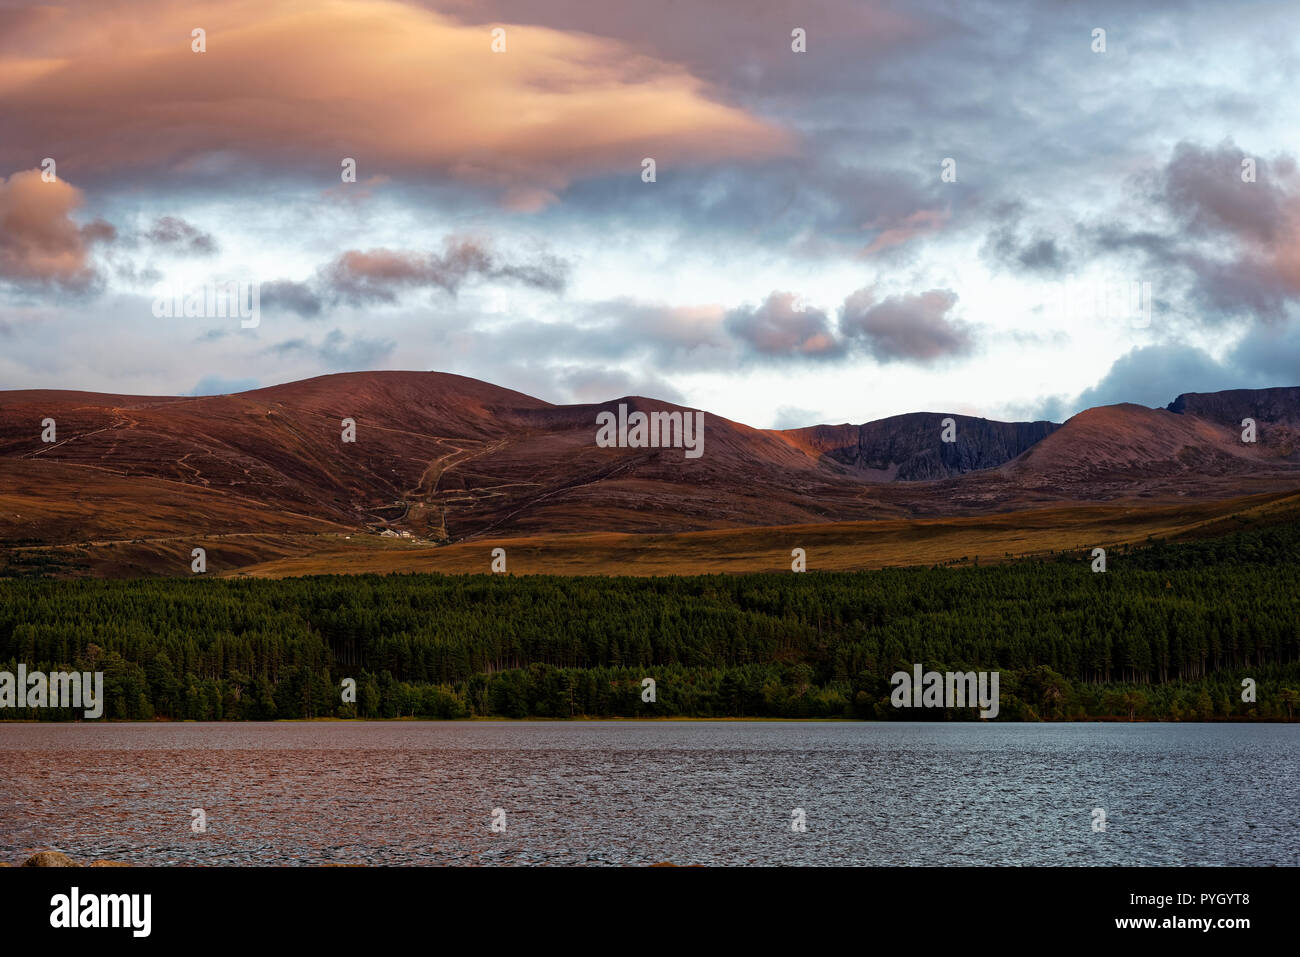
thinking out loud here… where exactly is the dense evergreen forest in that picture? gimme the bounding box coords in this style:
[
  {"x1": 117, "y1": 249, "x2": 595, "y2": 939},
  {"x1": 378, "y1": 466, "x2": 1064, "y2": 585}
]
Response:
[{"x1": 1, "y1": 519, "x2": 1298, "y2": 721}]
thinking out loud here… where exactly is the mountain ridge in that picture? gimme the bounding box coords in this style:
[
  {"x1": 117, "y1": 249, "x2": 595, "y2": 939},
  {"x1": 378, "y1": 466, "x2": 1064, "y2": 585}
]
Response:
[{"x1": 3, "y1": 372, "x2": 1299, "y2": 576}]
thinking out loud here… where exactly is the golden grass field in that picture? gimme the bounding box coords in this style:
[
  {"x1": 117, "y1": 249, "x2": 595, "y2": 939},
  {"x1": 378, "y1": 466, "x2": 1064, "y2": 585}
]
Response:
[
  {"x1": 5, "y1": 487, "x2": 1296, "y2": 580},
  {"x1": 214, "y1": 488, "x2": 1300, "y2": 578}
]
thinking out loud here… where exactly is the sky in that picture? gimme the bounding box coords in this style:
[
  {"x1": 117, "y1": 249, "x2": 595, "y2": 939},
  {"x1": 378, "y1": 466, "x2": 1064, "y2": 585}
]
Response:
[{"x1": 2, "y1": 0, "x2": 1299, "y2": 428}]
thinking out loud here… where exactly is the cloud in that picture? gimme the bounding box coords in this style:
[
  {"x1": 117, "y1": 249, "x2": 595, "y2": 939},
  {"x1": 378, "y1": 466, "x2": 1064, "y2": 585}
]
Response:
[
  {"x1": 558, "y1": 154, "x2": 955, "y2": 261},
  {"x1": 319, "y1": 237, "x2": 567, "y2": 305},
  {"x1": 270, "y1": 329, "x2": 394, "y2": 368},
  {"x1": 1226, "y1": 322, "x2": 1300, "y2": 385},
  {"x1": 1032, "y1": 329, "x2": 1300, "y2": 419},
  {"x1": 981, "y1": 202, "x2": 1072, "y2": 276},
  {"x1": 1072, "y1": 344, "x2": 1244, "y2": 411},
  {"x1": 413, "y1": 300, "x2": 728, "y2": 378},
  {"x1": 1087, "y1": 141, "x2": 1300, "y2": 322},
  {"x1": 190, "y1": 374, "x2": 258, "y2": 395},
  {"x1": 466, "y1": 286, "x2": 976, "y2": 374},
  {"x1": 583, "y1": 299, "x2": 729, "y2": 366},
  {"x1": 771, "y1": 405, "x2": 826, "y2": 430},
  {"x1": 0, "y1": 0, "x2": 791, "y2": 201},
  {"x1": 6, "y1": 2, "x2": 1297, "y2": 425},
  {"x1": 256, "y1": 237, "x2": 567, "y2": 315},
  {"x1": 260, "y1": 279, "x2": 323, "y2": 318},
  {"x1": 1156, "y1": 141, "x2": 1300, "y2": 320},
  {"x1": 0, "y1": 169, "x2": 111, "y2": 290},
  {"x1": 110, "y1": 259, "x2": 163, "y2": 288},
  {"x1": 724, "y1": 292, "x2": 843, "y2": 360},
  {"x1": 555, "y1": 366, "x2": 686, "y2": 405},
  {"x1": 1160, "y1": 140, "x2": 1292, "y2": 245},
  {"x1": 441, "y1": 0, "x2": 928, "y2": 98},
  {"x1": 839, "y1": 287, "x2": 972, "y2": 362},
  {"x1": 862, "y1": 208, "x2": 948, "y2": 257},
  {"x1": 143, "y1": 216, "x2": 218, "y2": 255}
]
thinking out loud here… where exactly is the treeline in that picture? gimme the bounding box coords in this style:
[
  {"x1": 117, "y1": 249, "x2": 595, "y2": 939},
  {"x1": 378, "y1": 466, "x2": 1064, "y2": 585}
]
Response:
[
  {"x1": 1, "y1": 522, "x2": 1298, "y2": 721},
  {"x1": 1100, "y1": 518, "x2": 1300, "y2": 570}
]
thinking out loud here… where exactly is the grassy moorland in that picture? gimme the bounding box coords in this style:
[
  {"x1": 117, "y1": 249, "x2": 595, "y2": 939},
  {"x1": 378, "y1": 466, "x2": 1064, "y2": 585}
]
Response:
[{"x1": 4, "y1": 489, "x2": 1300, "y2": 580}]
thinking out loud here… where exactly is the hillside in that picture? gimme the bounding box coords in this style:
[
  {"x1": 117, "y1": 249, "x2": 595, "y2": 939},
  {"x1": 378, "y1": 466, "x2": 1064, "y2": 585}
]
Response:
[{"x1": 2, "y1": 372, "x2": 1299, "y2": 577}]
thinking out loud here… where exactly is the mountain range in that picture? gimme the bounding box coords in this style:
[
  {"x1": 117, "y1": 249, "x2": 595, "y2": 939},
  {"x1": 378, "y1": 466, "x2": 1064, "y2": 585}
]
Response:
[{"x1": 1, "y1": 372, "x2": 1298, "y2": 577}]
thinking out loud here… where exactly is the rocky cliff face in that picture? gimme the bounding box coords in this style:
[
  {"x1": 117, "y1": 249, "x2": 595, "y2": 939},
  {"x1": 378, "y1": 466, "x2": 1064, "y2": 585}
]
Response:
[
  {"x1": 1168, "y1": 386, "x2": 1300, "y2": 425},
  {"x1": 785, "y1": 413, "x2": 1061, "y2": 481},
  {"x1": 1168, "y1": 387, "x2": 1300, "y2": 459}
]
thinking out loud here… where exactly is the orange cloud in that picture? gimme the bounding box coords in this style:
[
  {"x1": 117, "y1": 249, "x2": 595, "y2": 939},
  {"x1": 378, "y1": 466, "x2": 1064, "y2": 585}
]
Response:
[
  {"x1": 861, "y1": 208, "x2": 948, "y2": 256},
  {"x1": 0, "y1": 169, "x2": 111, "y2": 289},
  {"x1": 0, "y1": 0, "x2": 793, "y2": 202}
]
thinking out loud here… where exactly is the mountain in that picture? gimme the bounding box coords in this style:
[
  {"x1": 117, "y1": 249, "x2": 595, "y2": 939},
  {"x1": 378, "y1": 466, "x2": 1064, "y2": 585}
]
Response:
[
  {"x1": 2, "y1": 372, "x2": 1299, "y2": 576},
  {"x1": 1000, "y1": 402, "x2": 1291, "y2": 498},
  {"x1": 1168, "y1": 385, "x2": 1300, "y2": 424},
  {"x1": 1168, "y1": 387, "x2": 1300, "y2": 459},
  {"x1": 782, "y1": 414, "x2": 1060, "y2": 480}
]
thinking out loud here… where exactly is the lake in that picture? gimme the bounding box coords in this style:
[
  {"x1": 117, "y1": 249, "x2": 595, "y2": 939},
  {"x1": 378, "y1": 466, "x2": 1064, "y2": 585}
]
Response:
[{"x1": 1, "y1": 722, "x2": 1295, "y2": 865}]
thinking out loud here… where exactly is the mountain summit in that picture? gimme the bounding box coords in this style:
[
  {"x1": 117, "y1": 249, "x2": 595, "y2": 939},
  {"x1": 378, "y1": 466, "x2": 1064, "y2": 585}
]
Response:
[{"x1": 2, "y1": 372, "x2": 1298, "y2": 575}]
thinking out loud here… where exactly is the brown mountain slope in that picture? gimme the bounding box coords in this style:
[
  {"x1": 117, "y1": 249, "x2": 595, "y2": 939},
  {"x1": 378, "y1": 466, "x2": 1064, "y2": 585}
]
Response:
[
  {"x1": 1004, "y1": 403, "x2": 1288, "y2": 495},
  {"x1": 2, "y1": 373, "x2": 1299, "y2": 576},
  {"x1": 0, "y1": 372, "x2": 552, "y2": 539}
]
